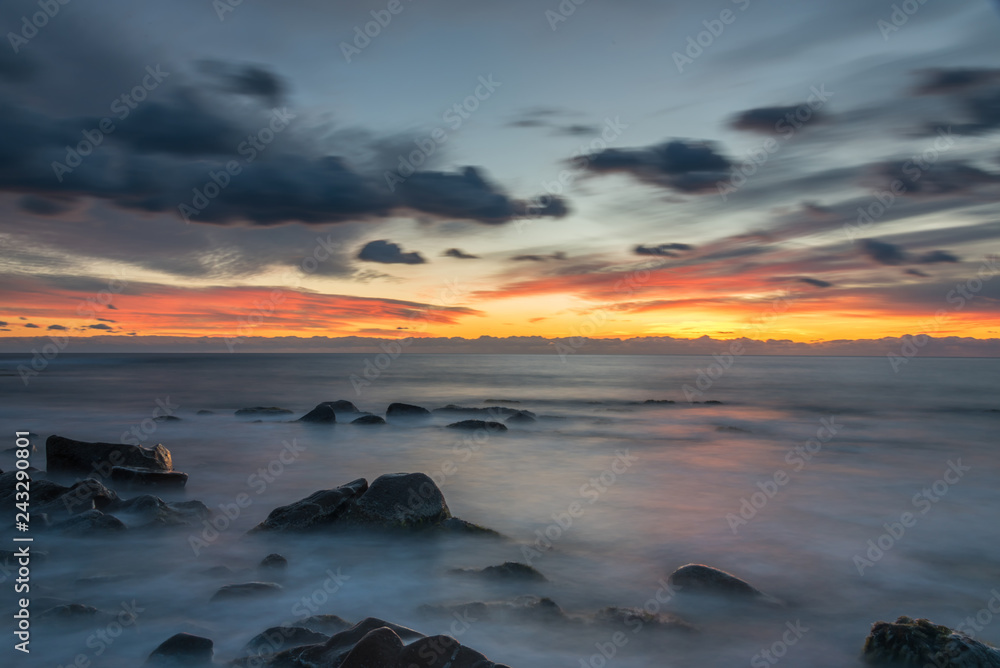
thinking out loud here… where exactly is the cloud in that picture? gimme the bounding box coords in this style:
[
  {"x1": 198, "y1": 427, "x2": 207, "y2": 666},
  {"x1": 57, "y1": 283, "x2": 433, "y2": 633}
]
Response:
[
  {"x1": 912, "y1": 68, "x2": 1000, "y2": 95},
  {"x1": 357, "y1": 240, "x2": 426, "y2": 265},
  {"x1": 97, "y1": 317, "x2": 117, "y2": 323},
  {"x1": 18, "y1": 194, "x2": 77, "y2": 216},
  {"x1": 581, "y1": 139, "x2": 731, "y2": 193},
  {"x1": 24, "y1": 323, "x2": 38, "y2": 328},
  {"x1": 729, "y1": 105, "x2": 826, "y2": 134},
  {"x1": 797, "y1": 277, "x2": 834, "y2": 288},
  {"x1": 443, "y1": 248, "x2": 480, "y2": 259},
  {"x1": 511, "y1": 251, "x2": 567, "y2": 262},
  {"x1": 0, "y1": 51, "x2": 38, "y2": 84},
  {"x1": 88, "y1": 323, "x2": 113, "y2": 330},
  {"x1": 918, "y1": 250, "x2": 960, "y2": 264},
  {"x1": 874, "y1": 160, "x2": 1000, "y2": 196},
  {"x1": 905, "y1": 268, "x2": 929, "y2": 277},
  {"x1": 200, "y1": 61, "x2": 286, "y2": 106},
  {"x1": 47, "y1": 324, "x2": 68, "y2": 330},
  {"x1": 634, "y1": 243, "x2": 694, "y2": 257},
  {"x1": 860, "y1": 239, "x2": 908, "y2": 265}
]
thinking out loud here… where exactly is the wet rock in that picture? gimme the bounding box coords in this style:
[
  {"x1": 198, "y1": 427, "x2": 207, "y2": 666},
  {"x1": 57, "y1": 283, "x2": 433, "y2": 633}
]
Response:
[
  {"x1": 46, "y1": 435, "x2": 172, "y2": 478},
  {"x1": 53, "y1": 509, "x2": 127, "y2": 535},
  {"x1": 446, "y1": 420, "x2": 508, "y2": 433},
  {"x1": 594, "y1": 606, "x2": 696, "y2": 633},
  {"x1": 251, "y1": 478, "x2": 369, "y2": 532},
  {"x1": 863, "y1": 616, "x2": 1000, "y2": 667},
  {"x1": 110, "y1": 466, "x2": 188, "y2": 489},
  {"x1": 235, "y1": 407, "x2": 293, "y2": 417},
  {"x1": 396, "y1": 634, "x2": 509, "y2": 668},
  {"x1": 505, "y1": 411, "x2": 537, "y2": 425},
  {"x1": 439, "y1": 517, "x2": 501, "y2": 536},
  {"x1": 350, "y1": 472, "x2": 450, "y2": 526},
  {"x1": 259, "y1": 553, "x2": 288, "y2": 573},
  {"x1": 7, "y1": 475, "x2": 119, "y2": 519},
  {"x1": 146, "y1": 632, "x2": 214, "y2": 666},
  {"x1": 667, "y1": 564, "x2": 780, "y2": 605},
  {"x1": 351, "y1": 414, "x2": 386, "y2": 426},
  {"x1": 211, "y1": 582, "x2": 283, "y2": 602},
  {"x1": 153, "y1": 415, "x2": 181, "y2": 422},
  {"x1": 297, "y1": 404, "x2": 337, "y2": 424},
  {"x1": 385, "y1": 403, "x2": 431, "y2": 422},
  {"x1": 451, "y1": 561, "x2": 547, "y2": 582},
  {"x1": 243, "y1": 626, "x2": 329, "y2": 657},
  {"x1": 107, "y1": 495, "x2": 209, "y2": 528},
  {"x1": 269, "y1": 618, "x2": 423, "y2": 668},
  {"x1": 323, "y1": 400, "x2": 361, "y2": 413},
  {"x1": 300, "y1": 615, "x2": 352, "y2": 635},
  {"x1": 340, "y1": 627, "x2": 405, "y2": 667}
]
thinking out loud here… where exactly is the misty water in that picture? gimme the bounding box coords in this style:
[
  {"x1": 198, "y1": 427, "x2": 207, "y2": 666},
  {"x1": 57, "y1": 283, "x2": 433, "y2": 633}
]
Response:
[{"x1": 1, "y1": 353, "x2": 998, "y2": 667}]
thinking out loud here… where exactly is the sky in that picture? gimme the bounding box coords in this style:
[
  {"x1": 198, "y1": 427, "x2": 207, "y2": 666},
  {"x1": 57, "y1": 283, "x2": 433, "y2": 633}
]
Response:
[{"x1": 1, "y1": 0, "x2": 999, "y2": 353}]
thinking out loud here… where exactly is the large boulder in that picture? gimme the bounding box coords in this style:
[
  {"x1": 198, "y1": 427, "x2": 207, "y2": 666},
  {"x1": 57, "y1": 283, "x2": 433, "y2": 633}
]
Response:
[
  {"x1": 110, "y1": 466, "x2": 188, "y2": 489},
  {"x1": 297, "y1": 404, "x2": 337, "y2": 424},
  {"x1": 667, "y1": 564, "x2": 780, "y2": 604},
  {"x1": 146, "y1": 633, "x2": 214, "y2": 666},
  {"x1": 251, "y1": 473, "x2": 493, "y2": 534},
  {"x1": 351, "y1": 414, "x2": 386, "y2": 426},
  {"x1": 385, "y1": 403, "x2": 431, "y2": 422},
  {"x1": 46, "y1": 435, "x2": 172, "y2": 478},
  {"x1": 863, "y1": 616, "x2": 1000, "y2": 667}
]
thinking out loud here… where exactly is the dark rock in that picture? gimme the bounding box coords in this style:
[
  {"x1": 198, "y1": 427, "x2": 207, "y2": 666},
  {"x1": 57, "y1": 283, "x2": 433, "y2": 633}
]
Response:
[
  {"x1": 196, "y1": 410, "x2": 215, "y2": 415},
  {"x1": 340, "y1": 627, "x2": 405, "y2": 667},
  {"x1": 643, "y1": 399, "x2": 676, "y2": 404},
  {"x1": 153, "y1": 415, "x2": 181, "y2": 422},
  {"x1": 300, "y1": 615, "x2": 352, "y2": 635},
  {"x1": 421, "y1": 595, "x2": 567, "y2": 626},
  {"x1": 863, "y1": 616, "x2": 1000, "y2": 667},
  {"x1": 385, "y1": 403, "x2": 431, "y2": 421},
  {"x1": 235, "y1": 407, "x2": 293, "y2": 417},
  {"x1": 110, "y1": 466, "x2": 188, "y2": 489},
  {"x1": 259, "y1": 553, "x2": 288, "y2": 572},
  {"x1": 107, "y1": 496, "x2": 209, "y2": 528},
  {"x1": 433, "y1": 404, "x2": 528, "y2": 418},
  {"x1": 439, "y1": 517, "x2": 501, "y2": 536},
  {"x1": 146, "y1": 633, "x2": 214, "y2": 666},
  {"x1": 350, "y1": 472, "x2": 449, "y2": 526},
  {"x1": 446, "y1": 420, "x2": 508, "y2": 432},
  {"x1": 452, "y1": 561, "x2": 546, "y2": 582},
  {"x1": 75, "y1": 574, "x2": 126, "y2": 586},
  {"x1": 211, "y1": 582, "x2": 283, "y2": 602},
  {"x1": 38, "y1": 604, "x2": 103, "y2": 621},
  {"x1": 243, "y1": 625, "x2": 329, "y2": 657},
  {"x1": 46, "y1": 435, "x2": 172, "y2": 478},
  {"x1": 323, "y1": 400, "x2": 360, "y2": 413},
  {"x1": 6, "y1": 475, "x2": 120, "y2": 519},
  {"x1": 667, "y1": 564, "x2": 780, "y2": 604},
  {"x1": 273, "y1": 618, "x2": 423, "y2": 667},
  {"x1": 351, "y1": 414, "x2": 386, "y2": 426},
  {"x1": 396, "y1": 634, "x2": 505, "y2": 668},
  {"x1": 594, "y1": 606, "x2": 696, "y2": 633},
  {"x1": 202, "y1": 565, "x2": 235, "y2": 578},
  {"x1": 705, "y1": 400, "x2": 723, "y2": 405},
  {"x1": 505, "y1": 411, "x2": 537, "y2": 425},
  {"x1": 251, "y1": 478, "x2": 369, "y2": 532},
  {"x1": 53, "y1": 509, "x2": 127, "y2": 535},
  {"x1": 297, "y1": 404, "x2": 337, "y2": 424}
]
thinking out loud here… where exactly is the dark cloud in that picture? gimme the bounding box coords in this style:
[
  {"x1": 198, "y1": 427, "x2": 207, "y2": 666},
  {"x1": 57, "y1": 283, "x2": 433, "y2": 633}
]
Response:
[
  {"x1": 913, "y1": 68, "x2": 1000, "y2": 96},
  {"x1": 581, "y1": 139, "x2": 731, "y2": 193},
  {"x1": 634, "y1": 243, "x2": 694, "y2": 257},
  {"x1": 860, "y1": 239, "x2": 908, "y2": 266},
  {"x1": 925, "y1": 88, "x2": 1000, "y2": 136},
  {"x1": 918, "y1": 250, "x2": 960, "y2": 264},
  {"x1": 875, "y1": 160, "x2": 1000, "y2": 196},
  {"x1": 24, "y1": 323, "x2": 38, "y2": 328},
  {"x1": 0, "y1": 51, "x2": 38, "y2": 84},
  {"x1": 357, "y1": 240, "x2": 426, "y2": 265},
  {"x1": 97, "y1": 318, "x2": 117, "y2": 323},
  {"x1": 905, "y1": 269, "x2": 929, "y2": 277},
  {"x1": 511, "y1": 251, "x2": 567, "y2": 262},
  {"x1": 797, "y1": 277, "x2": 834, "y2": 288},
  {"x1": 555, "y1": 124, "x2": 600, "y2": 137},
  {"x1": 87, "y1": 323, "x2": 113, "y2": 330},
  {"x1": 18, "y1": 194, "x2": 77, "y2": 216},
  {"x1": 47, "y1": 324, "x2": 67, "y2": 330},
  {"x1": 443, "y1": 248, "x2": 480, "y2": 259},
  {"x1": 200, "y1": 61, "x2": 286, "y2": 106},
  {"x1": 729, "y1": 105, "x2": 826, "y2": 134}
]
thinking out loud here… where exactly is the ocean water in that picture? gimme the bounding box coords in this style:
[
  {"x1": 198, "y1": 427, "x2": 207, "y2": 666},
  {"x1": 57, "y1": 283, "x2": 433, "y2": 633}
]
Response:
[{"x1": 0, "y1": 353, "x2": 998, "y2": 667}]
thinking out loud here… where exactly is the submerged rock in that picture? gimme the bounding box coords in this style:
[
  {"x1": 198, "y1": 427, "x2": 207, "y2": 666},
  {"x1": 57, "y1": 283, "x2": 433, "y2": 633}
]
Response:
[
  {"x1": 259, "y1": 553, "x2": 288, "y2": 573},
  {"x1": 451, "y1": 561, "x2": 547, "y2": 582},
  {"x1": 12, "y1": 475, "x2": 120, "y2": 519},
  {"x1": 594, "y1": 606, "x2": 696, "y2": 633},
  {"x1": 863, "y1": 616, "x2": 1000, "y2": 667},
  {"x1": 385, "y1": 403, "x2": 431, "y2": 421},
  {"x1": 107, "y1": 495, "x2": 209, "y2": 528},
  {"x1": 110, "y1": 466, "x2": 188, "y2": 489},
  {"x1": 211, "y1": 582, "x2": 283, "y2": 602},
  {"x1": 53, "y1": 509, "x2": 127, "y2": 535},
  {"x1": 153, "y1": 415, "x2": 181, "y2": 422},
  {"x1": 251, "y1": 473, "x2": 495, "y2": 535},
  {"x1": 300, "y1": 615, "x2": 352, "y2": 635},
  {"x1": 446, "y1": 420, "x2": 508, "y2": 433},
  {"x1": 244, "y1": 626, "x2": 329, "y2": 657},
  {"x1": 667, "y1": 564, "x2": 780, "y2": 605},
  {"x1": 643, "y1": 399, "x2": 676, "y2": 404},
  {"x1": 46, "y1": 435, "x2": 172, "y2": 477},
  {"x1": 196, "y1": 410, "x2": 215, "y2": 415},
  {"x1": 505, "y1": 411, "x2": 537, "y2": 425},
  {"x1": 351, "y1": 414, "x2": 386, "y2": 426},
  {"x1": 38, "y1": 604, "x2": 103, "y2": 622},
  {"x1": 323, "y1": 400, "x2": 361, "y2": 413},
  {"x1": 146, "y1": 633, "x2": 214, "y2": 666},
  {"x1": 297, "y1": 404, "x2": 337, "y2": 424},
  {"x1": 236, "y1": 407, "x2": 293, "y2": 417},
  {"x1": 421, "y1": 596, "x2": 568, "y2": 626}
]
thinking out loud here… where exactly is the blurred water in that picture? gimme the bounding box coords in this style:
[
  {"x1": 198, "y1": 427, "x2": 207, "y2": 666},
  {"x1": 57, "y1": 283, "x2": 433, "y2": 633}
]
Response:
[{"x1": 0, "y1": 353, "x2": 998, "y2": 667}]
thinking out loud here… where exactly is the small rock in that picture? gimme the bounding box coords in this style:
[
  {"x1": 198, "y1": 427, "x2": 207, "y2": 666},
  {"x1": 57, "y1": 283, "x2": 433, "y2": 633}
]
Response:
[
  {"x1": 300, "y1": 615, "x2": 352, "y2": 635},
  {"x1": 323, "y1": 400, "x2": 361, "y2": 413},
  {"x1": 259, "y1": 553, "x2": 288, "y2": 572},
  {"x1": 235, "y1": 407, "x2": 293, "y2": 417},
  {"x1": 643, "y1": 399, "x2": 675, "y2": 404},
  {"x1": 146, "y1": 633, "x2": 214, "y2": 666},
  {"x1": 667, "y1": 564, "x2": 780, "y2": 605},
  {"x1": 196, "y1": 410, "x2": 215, "y2": 415},
  {"x1": 53, "y1": 509, "x2": 127, "y2": 535},
  {"x1": 351, "y1": 472, "x2": 450, "y2": 526},
  {"x1": 351, "y1": 414, "x2": 386, "y2": 426},
  {"x1": 243, "y1": 625, "x2": 329, "y2": 656},
  {"x1": 211, "y1": 582, "x2": 283, "y2": 602},
  {"x1": 152, "y1": 415, "x2": 181, "y2": 422},
  {"x1": 38, "y1": 604, "x2": 103, "y2": 622},
  {"x1": 594, "y1": 606, "x2": 696, "y2": 633},
  {"x1": 385, "y1": 403, "x2": 431, "y2": 421},
  {"x1": 452, "y1": 561, "x2": 546, "y2": 582},
  {"x1": 505, "y1": 411, "x2": 536, "y2": 425},
  {"x1": 446, "y1": 420, "x2": 507, "y2": 432},
  {"x1": 297, "y1": 404, "x2": 337, "y2": 424}
]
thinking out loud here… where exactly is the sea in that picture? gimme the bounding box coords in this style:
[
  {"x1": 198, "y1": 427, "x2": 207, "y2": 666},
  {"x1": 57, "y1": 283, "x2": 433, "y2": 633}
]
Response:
[{"x1": 1, "y1": 353, "x2": 998, "y2": 667}]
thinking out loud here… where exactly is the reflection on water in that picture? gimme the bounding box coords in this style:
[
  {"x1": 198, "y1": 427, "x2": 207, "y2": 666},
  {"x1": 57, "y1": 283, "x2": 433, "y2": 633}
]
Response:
[{"x1": 1, "y1": 354, "x2": 997, "y2": 667}]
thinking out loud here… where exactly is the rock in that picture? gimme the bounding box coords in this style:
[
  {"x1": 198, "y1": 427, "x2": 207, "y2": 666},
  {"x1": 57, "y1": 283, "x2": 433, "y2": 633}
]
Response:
[
  {"x1": 202, "y1": 565, "x2": 235, "y2": 578},
  {"x1": 446, "y1": 420, "x2": 508, "y2": 433},
  {"x1": 53, "y1": 509, "x2": 127, "y2": 535},
  {"x1": 110, "y1": 466, "x2": 188, "y2": 489},
  {"x1": 107, "y1": 496, "x2": 209, "y2": 528},
  {"x1": 351, "y1": 414, "x2": 386, "y2": 426},
  {"x1": 385, "y1": 403, "x2": 431, "y2": 421},
  {"x1": 297, "y1": 404, "x2": 337, "y2": 424},
  {"x1": 153, "y1": 415, "x2": 181, "y2": 422},
  {"x1": 196, "y1": 410, "x2": 215, "y2": 415},
  {"x1": 433, "y1": 405, "x2": 529, "y2": 419},
  {"x1": 396, "y1": 634, "x2": 508, "y2": 668},
  {"x1": 451, "y1": 561, "x2": 546, "y2": 582},
  {"x1": 252, "y1": 473, "x2": 493, "y2": 535},
  {"x1": 594, "y1": 606, "x2": 696, "y2": 633},
  {"x1": 243, "y1": 626, "x2": 329, "y2": 657},
  {"x1": 272, "y1": 618, "x2": 423, "y2": 667},
  {"x1": 38, "y1": 604, "x2": 103, "y2": 622},
  {"x1": 235, "y1": 407, "x2": 293, "y2": 417},
  {"x1": 323, "y1": 400, "x2": 360, "y2": 413},
  {"x1": 251, "y1": 478, "x2": 369, "y2": 532},
  {"x1": 5, "y1": 475, "x2": 119, "y2": 519},
  {"x1": 259, "y1": 553, "x2": 288, "y2": 572},
  {"x1": 46, "y1": 435, "x2": 172, "y2": 478},
  {"x1": 146, "y1": 633, "x2": 214, "y2": 666},
  {"x1": 644, "y1": 399, "x2": 675, "y2": 404},
  {"x1": 667, "y1": 564, "x2": 780, "y2": 605},
  {"x1": 421, "y1": 596, "x2": 567, "y2": 626},
  {"x1": 211, "y1": 582, "x2": 283, "y2": 602},
  {"x1": 340, "y1": 627, "x2": 405, "y2": 667},
  {"x1": 300, "y1": 615, "x2": 352, "y2": 635},
  {"x1": 505, "y1": 411, "x2": 536, "y2": 425},
  {"x1": 350, "y1": 472, "x2": 450, "y2": 526},
  {"x1": 863, "y1": 616, "x2": 1000, "y2": 667}
]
